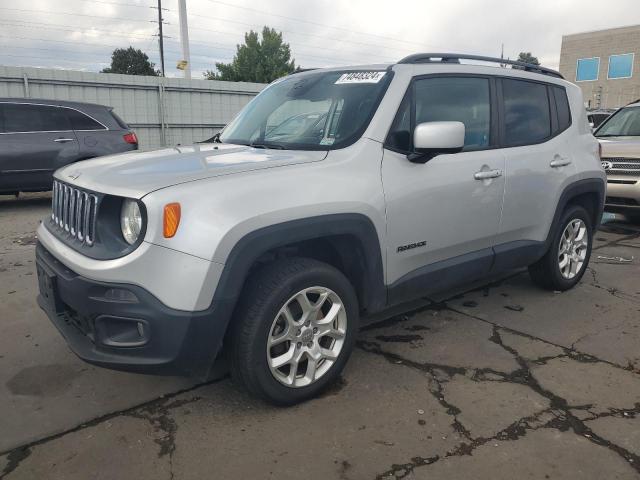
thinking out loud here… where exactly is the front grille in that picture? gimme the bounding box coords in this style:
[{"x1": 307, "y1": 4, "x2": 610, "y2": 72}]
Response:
[
  {"x1": 51, "y1": 180, "x2": 99, "y2": 246},
  {"x1": 602, "y1": 157, "x2": 640, "y2": 175}
]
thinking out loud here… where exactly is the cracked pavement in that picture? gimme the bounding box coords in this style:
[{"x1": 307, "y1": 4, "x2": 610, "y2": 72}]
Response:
[{"x1": 1, "y1": 193, "x2": 639, "y2": 479}]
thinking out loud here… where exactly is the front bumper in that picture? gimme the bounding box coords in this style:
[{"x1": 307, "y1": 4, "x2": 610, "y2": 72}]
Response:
[
  {"x1": 606, "y1": 177, "x2": 640, "y2": 209},
  {"x1": 36, "y1": 242, "x2": 229, "y2": 377}
]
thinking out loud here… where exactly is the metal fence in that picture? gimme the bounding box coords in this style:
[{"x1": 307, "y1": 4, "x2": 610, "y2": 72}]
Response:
[{"x1": 0, "y1": 66, "x2": 265, "y2": 150}]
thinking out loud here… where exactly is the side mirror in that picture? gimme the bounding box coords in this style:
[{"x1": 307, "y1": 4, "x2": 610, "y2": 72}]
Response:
[{"x1": 408, "y1": 121, "x2": 465, "y2": 163}]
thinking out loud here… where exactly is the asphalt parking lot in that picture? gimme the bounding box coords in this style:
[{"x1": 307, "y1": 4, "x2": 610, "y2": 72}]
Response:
[{"x1": 1, "y1": 193, "x2": 639, "y2": 480}]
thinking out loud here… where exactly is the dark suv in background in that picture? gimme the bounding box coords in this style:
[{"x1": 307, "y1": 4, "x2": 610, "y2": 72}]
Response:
[{"x1": 0, "y1": 99, "x2": 138, "y2": 195}]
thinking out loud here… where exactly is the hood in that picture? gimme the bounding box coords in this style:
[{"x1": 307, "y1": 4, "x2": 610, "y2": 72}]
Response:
[
  {"x1": 598, "y1": 137, "x2": 640, "y2": 159},
  {"x1": 55, "y1": 143, "x2": 328, "y2": 199}
]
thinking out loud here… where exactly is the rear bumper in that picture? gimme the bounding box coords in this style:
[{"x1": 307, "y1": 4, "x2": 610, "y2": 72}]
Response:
[{"x1": 36, "y1": 242, "x2": 230, "y2": 377}]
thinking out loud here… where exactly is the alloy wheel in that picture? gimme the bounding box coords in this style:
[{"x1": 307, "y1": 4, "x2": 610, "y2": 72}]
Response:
[
  {"x1": 266, "y1": 286, "x2": 347, "y2": 388},
  {"x1": 558, "y1": 218, "x2": 589, "y2": 279}
]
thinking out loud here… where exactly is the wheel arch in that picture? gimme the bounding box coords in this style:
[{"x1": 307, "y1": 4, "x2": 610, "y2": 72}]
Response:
[
  {"x1": 212, "y1": 213, "x2": 387, "y2": 323},
  {"x1": 545, "y1": 178, "x2": 605, "y2": 248}
]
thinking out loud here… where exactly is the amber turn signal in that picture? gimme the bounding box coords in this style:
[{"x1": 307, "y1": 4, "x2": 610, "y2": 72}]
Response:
[{"x1": 163, "y1": 203, "x2": 181, "y2": 238}]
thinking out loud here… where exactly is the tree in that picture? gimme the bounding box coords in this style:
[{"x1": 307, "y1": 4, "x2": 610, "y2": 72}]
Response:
[
  {"x1": 205, "y1": 27, "x2": 296, "y2": 83},
  {"x1": 517, "y1": 52, "x2": 540, "y2": 66},
  {"x1": 102, "y1": 47, "x2": 159, "y2": 76}
]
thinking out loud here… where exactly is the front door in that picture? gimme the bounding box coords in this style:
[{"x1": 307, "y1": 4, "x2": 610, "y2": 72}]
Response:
[{"x1": 382, "y1": 75, "x2": 505, "y2": 304}]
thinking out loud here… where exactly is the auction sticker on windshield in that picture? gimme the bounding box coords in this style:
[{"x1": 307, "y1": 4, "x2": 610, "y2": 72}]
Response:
[{"x1": 335, "y1": 72, "x2": 386, "y2": 84}]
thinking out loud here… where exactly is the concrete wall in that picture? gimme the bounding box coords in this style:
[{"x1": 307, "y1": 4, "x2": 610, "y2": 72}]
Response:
[
  {"x1": 559, "y1": 25, "x2": 640, "y2": 110},
  {"x1": 0, "y1": 66, "x2": 266, "y2": 150}
]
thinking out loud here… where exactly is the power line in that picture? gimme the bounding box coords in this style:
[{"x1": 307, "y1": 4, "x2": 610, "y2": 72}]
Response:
[
  {"x1": 202, "y1": 0, "x2": 441, "y2": 50},
  {"x1": 1, "y1": 54, "x2": 109, "y2": 65},
  {"x1": 184, "y1": 11, "x2": 416, "y2": 57},
  {"x1": 0, "y1": 20, "x2": 157, "y2": 40},
  {"x1": 78, "y1": 0, "x2": 164, "y2": 9},
  {"x1": 1, "y1": 5, "x2": 402, "y2": 63},
  {"x1": 0, "y1": 7, "x2": 161, "y2": 25}
]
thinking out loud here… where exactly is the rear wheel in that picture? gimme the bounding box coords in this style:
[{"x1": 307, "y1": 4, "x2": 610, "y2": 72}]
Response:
[
  {"x1": 230, "y1": 257, "x2": 358, "y2": 405},
  {"x1": 529, "y1": 205, "x2": 593, "y2": 291}
]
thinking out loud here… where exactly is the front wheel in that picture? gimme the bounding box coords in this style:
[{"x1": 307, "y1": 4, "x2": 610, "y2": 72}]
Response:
[
  {"x1": 230, "y1": 257, "x2": 359, "y2": 405},
  {"x1": 529, "y1": 205, "x2": 593, "y2": 291}
]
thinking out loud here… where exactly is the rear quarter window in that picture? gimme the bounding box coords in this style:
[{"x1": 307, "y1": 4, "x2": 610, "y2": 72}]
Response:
[
  {"x1": 65, "y1": 109, "x2": 106, "y2": 131},
  {"x1": 502, "y1": 79, "x2": 551, "y2": 146},
  {"x1": 552, "y1": 86, "x2": 572, "y2": 132}
]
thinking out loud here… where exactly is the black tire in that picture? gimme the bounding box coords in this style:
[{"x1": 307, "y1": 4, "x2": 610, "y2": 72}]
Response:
[
  {"x1": 230, "y1": 257, "x2": 359, "y2": 405},
  {"x1": 529, "y1": 205, "x2": 593, "y2": 291}
]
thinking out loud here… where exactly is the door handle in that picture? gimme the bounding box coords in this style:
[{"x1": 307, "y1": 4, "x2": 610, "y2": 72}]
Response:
[
  {"x1": 550, "y1": 157, "x2": 572, "y2": 168},
  {"x1": 474, "y1": 169, "x2": 503, "y2": 180},
  {"x1": 54, "y1": 138, "x2": 75, "y2": 143}
]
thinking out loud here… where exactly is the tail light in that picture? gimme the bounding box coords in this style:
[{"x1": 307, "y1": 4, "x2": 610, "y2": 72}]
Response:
[{"x1": 123, "y1": 132, "x2": 138, "y2": 145}]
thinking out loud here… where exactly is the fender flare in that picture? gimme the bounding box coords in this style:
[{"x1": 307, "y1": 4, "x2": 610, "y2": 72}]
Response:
[
  {"x1": 209, "y1": 212, "x2": 387, "y2": 331},
  {"x1": 544, "y1": 177, "x2": 605, "y2": 249}
]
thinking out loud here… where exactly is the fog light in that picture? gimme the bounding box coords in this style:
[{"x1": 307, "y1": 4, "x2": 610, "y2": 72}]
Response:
[
  {"x1": 95, "y1": 316, "x2": 150, "y2": 347},
  {"x1": 104, "y1": 288, "x2": 139, "y2": 303}
]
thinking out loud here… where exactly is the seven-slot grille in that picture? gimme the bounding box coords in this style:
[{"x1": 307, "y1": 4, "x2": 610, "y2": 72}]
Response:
[
  {"x1": 602, "y1": 157, "x2": 640, "y2": 175},
  {"x1": 51, "y1": 180, "x2": 98, "y2": 246}
]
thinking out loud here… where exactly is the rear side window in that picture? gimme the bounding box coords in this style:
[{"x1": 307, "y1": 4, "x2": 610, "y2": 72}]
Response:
[
  {"x1": 552, "y1": 86, "x2": 571, "y2": 132},
  {"x1": 65, "y1": 109, "x2": 105, "y2": 131},
  {"x1": 502, "y1": 79, "x2": 551, "y2": 146},
  {"x1": 0, "y1": 103, "x2": 71, "y2": 133}
]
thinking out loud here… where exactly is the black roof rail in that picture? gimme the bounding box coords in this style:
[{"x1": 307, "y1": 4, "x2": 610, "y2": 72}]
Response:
[{"x1": 397, "y1": 53, "x2": 564, "y2": 79}]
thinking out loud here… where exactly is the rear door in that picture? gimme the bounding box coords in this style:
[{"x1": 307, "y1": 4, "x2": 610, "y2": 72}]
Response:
[
  {"x1": 0, "y1": 102, "x2": 79, "y2": 191},
  {"x1": 495, "y1": 79, "x2": 576, "y2": 263},
  {"x1": 65, "y1": 107, "x2": 116, "y2": 156}
]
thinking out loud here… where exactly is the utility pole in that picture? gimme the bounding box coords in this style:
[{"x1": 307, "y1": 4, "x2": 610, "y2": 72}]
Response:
[
  {"x1": 157, "y1": 0, "x2": 166, "y2": 77},
  {"x1": 178, "y1": 0, "x2": 192, "y2": 80}
]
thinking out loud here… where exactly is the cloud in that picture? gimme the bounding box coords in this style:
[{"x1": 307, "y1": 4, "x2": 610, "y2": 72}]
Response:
[{"x1": 0, "y1": 0, "x2": 637, "y2": 77}]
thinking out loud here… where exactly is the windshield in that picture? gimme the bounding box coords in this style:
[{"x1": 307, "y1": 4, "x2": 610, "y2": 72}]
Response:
[
  {"x1": 596, "y1": 106, "x2": 640, "y2": 137},
  {"x1": 220, "y1": 70, "x2": 392, "y2": 150}
]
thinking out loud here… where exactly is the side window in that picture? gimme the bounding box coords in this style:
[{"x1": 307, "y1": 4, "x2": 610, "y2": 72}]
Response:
[
  {"x1": 1, "y1": 103, "x2": 71, "y2": 133},
  {"x1": 385, "y1": 95, "x2": 411, "y2": 152},
  {"x1": 65, "y1": 109, "x2": 105, "y2": 131},
  {"x1": 414, "y1": 77, "x2": 491, "y2": 150},
  {"x1": 385, "y1": 77, "x2": 491, "y2": 152},
  {"x1": 502, "y1": 79, "x2": 551, "y2": 146},
  {"x1": 552, "y1": 86, "x2": 572, "y2": 133}
]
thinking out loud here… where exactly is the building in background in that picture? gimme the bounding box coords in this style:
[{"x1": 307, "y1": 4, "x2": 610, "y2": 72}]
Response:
[{"x1": 559, "y1": 25, "x2": 640, "y2": 110}]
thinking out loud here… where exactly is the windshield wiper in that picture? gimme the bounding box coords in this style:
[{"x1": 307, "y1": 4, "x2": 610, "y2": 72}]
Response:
[
  {"x1": 249, "y1": 142, "x2": 286, "y2": 150},
  {"x1": 211, "y1": 132, "x2": 222, "y2": 143},
  {"x1": 597, "y1": 134, "x2": 638, "y2": 137}
]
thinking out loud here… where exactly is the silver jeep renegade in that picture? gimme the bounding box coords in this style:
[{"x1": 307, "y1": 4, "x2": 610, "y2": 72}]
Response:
[{"x1": 36, "y1": 53, "x2": 605, "y2": 405}]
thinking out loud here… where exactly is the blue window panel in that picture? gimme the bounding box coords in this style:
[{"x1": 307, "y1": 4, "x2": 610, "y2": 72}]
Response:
[
  {"x1": 576, "y1": 58, "x2": 599, "y2": 81},
  {"x1": 608, "y1": 54, "x2": 634, "y2": 79}
]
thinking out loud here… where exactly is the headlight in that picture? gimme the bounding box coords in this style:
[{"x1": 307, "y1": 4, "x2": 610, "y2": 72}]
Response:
[{"x1": 120, "y1": 199, "x2": 143, "y2": 245}]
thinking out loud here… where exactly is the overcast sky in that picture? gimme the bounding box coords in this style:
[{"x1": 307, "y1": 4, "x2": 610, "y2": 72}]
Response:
[{"x1": 0, "y1": 0, "x2": 637, "y2": 79}]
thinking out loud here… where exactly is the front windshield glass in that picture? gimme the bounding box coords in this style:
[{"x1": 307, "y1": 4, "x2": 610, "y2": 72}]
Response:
[
  {"x1": 220, "y1": 70, "x2": 392, "y2": 150},
  {"x1": 596, "y1": 106, "x2": 640, "y2": 137}
]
